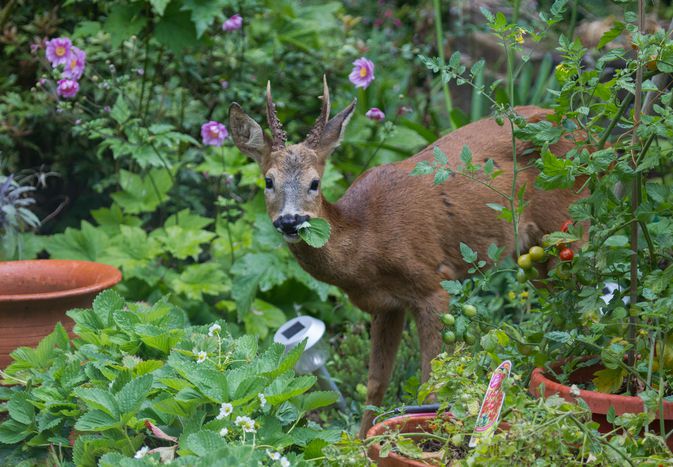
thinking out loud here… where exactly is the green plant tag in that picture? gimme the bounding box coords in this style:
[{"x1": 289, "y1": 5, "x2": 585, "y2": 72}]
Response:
[{"x1": 297, "y1": 218, "x2": 331, "y2": 248}]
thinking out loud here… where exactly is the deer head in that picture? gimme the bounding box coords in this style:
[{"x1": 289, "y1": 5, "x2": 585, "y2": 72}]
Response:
[{"x1": 229, "y1": 77, "x2": 356, "y2": 242}]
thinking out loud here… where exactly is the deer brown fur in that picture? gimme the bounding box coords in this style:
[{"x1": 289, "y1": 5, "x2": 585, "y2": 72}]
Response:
[{"x1": 229, "y1": 81, "x2": 586, "y2": 438}]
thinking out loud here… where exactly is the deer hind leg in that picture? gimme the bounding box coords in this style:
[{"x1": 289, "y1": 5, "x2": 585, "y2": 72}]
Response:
[
  {"x1": 414, "y1": 291, "x2": 447, "y2": 383},
  {"x1": 358, "y1": 308, "x2": 406, "y2": 439}
]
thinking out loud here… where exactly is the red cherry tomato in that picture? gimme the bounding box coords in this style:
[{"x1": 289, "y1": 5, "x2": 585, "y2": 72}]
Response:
[
  {"x1": 560, "y1": 220, "x2": 572, "y2": 233},
  {"x1": 559, "y1": 248, "x2": 574, "y2": 261}
]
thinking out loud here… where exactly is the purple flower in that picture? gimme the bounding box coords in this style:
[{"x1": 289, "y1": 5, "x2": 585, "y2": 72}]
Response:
[
  {"x1": 62, "y1": 46, "x2": 86, "y2": 80},
  {"x1": 220, "y1": 80, "x2": 229, "y2": 89},
  {"x1": 56, "y1": 79, "x2": 79, "y2": 99},
  {"x1": 45, "y1": 37, "x2": 73, "y2": 67},
  {"x1": 366, "y1": 107, "x2": 385, "y2": 121},
  {"x1": 349, "y1": 57, "x2": 375, "y2": 89},
  {"x1": 201, "y1": 121, "x2": 229, "y2": 146},
  {"x1": 222, "y1": 14, "x2": 243, "y2": 32}
]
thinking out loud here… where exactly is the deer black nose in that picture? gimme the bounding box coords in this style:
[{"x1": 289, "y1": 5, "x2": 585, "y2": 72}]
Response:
[{"x1": 273, "y1": 214, "x2": 310, "y2": 235}]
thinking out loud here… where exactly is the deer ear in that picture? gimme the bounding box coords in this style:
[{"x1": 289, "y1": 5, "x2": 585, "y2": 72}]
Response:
[
  {"x1": 229, "y1": 103, "x2": 271, "y2": 164},
  {"x1": 314, "y1": 98, "x2": 356, "y2": 160}
]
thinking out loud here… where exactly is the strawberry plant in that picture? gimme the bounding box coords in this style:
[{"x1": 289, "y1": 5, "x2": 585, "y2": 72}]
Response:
[{"x1": 0, "y1": 291, "x2": 340, "y2": 465}]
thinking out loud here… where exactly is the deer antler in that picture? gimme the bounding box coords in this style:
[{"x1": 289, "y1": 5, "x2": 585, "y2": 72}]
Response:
[
  {"x1": 305, "y1": 75, "x2": 331, "y2": 148},
  {"x1": 266, "y1": 81, "x2": 287, "y2": 151}
]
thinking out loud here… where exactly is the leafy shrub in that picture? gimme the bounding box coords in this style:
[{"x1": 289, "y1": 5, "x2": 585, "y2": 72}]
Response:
[{"x1": 0, "y1": 291, "x2": 340, "y2": 466}]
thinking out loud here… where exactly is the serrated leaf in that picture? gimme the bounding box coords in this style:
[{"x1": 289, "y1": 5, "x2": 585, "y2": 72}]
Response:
[
  {"x1": 73, "y1": 388, "x2": 120, "y2": 417},
  {"x1": 597, "y1": 21, "x2": 624, "y2": 50},
  {"x1": 0, "y1": 419, "x2": 30, "y2": 444},
  {"x1": 593, "y1": 367, "x2": 626, "y2": 394},
  {"x1": 460, "y1": 145, "x2": 472, "y2": 165},
  {"x1": 117, "y1": 374, "x2": 153, "y2": 415},
  {"x1": 433, "y1": 146, "x2": 448, "y2": 165},
  {"x1": 459, "y1": 242, "x2": 478, "y2": 263},
  {"x1": 410, "y1": 161, "x2": 434, "y2": 176},
  {"x1": 182, "y1": 430, "x2": 226, "y2": 456},
  {"x1": 74, "y1": 410, "x2": 119, "y2": 431},
  {"x1": 298, "y1": 218, "x2": 331, "y2": 248},
  {"x1": 7, "y1": 393, "x2": 34, "y2": 425},
  {"x1": 440, "y1": 280, "x2": 462, "y2": 295}
]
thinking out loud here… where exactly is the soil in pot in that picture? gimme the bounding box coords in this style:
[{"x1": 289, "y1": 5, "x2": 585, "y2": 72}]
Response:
[
  {"x1": 0, "y1": 260, "x2": 122, "y2": 369},
  {"x1": 529, "y1": 358, "x2": 673, "y2": 450}
]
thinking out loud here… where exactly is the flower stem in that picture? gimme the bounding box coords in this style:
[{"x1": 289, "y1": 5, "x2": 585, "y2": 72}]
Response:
[
  {"x1": 626, "y1": 0, "x2": 645, "y2": 392},
  {"x1": 432, "y1": 0, "x2": 456, "y2": 130}
]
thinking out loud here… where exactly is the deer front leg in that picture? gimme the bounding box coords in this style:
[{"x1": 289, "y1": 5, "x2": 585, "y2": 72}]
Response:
[
  {"x1": 358, "y1": 309, "x2": 406, "y2": 439},
  {"x1": 414, "y1": 291, "x2": 447, "y2": 382}
]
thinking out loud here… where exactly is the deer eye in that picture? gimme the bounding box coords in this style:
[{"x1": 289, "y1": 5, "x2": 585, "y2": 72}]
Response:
[
  {"x1": 309, "y1": 179, "x2": 320, "y2": 191},
  {"x1": 265, "y1": 177, "x2": 274, "y2": 189}
]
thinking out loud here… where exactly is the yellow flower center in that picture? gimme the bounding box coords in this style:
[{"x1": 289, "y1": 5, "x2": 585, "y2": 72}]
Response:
[
  {"x1": 70, "y1": 58, "x2": 77, "y2": 69},
  {"x1": 359, "y1": 66, "x2": 368, "y2": 78},
  {"x1": 56, "y1": 46, "x2": 66, "y2": 57}
]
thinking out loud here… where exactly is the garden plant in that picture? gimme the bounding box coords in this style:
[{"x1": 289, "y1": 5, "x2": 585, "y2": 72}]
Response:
[{"x1": 2, "y1": 0, "x2": 673, "y2": 465}]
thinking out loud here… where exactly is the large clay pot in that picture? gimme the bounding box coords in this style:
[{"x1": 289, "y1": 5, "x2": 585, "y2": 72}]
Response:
[
  {"x1": 529, "y1": 358, "x2": 673, "y2": 450},
  {"x1": 0, "y1": 260, "x2": 122, "y2": 369}
]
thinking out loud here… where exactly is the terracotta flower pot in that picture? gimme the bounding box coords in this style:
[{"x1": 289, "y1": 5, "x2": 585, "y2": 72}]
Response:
[
  {"x1": 366, "y1": 413, "x2": 445, "y2": 467},
  {"x1": 0, "y1": 260, "x2": 122, "y2": 369},
  {"x1": 529, "y1": 358, "x2": 673, "y2": 449}
]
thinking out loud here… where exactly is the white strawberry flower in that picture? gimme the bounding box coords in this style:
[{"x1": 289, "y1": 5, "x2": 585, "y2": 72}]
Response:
[
  {"x1": 235, "y1": 415, "x2": 256, "y2": 433},
  {"x1": 216, "y1": 402, "x2": 233, "y2": 420},
  {"x1": 208, "y1": 323, "x2": 221, "y2": 336}
]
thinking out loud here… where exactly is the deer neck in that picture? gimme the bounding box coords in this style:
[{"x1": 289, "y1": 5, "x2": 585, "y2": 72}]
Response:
[{"x1": 287, "y1": 197, "x2": 357, "y2": 288}]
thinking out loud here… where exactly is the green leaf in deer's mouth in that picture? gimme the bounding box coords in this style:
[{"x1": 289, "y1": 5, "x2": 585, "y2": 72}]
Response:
[{"x1": 297, "y1": 218, "x2": 331, "y2": 248}]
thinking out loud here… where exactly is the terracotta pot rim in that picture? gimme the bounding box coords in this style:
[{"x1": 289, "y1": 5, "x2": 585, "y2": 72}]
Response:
[
  {"x1": 0, "y1": 259, "x2": 122, "y2": 302},
  {"x1": 366, "y1": 412, "x2": 445, "y2": 438},
  {"x1": 529, "y1": 357, "x2": 673, "y2": 413}
]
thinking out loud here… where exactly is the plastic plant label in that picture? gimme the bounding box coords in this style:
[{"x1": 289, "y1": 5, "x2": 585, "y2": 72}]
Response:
[
  {"x1": 297, "y1": 218, "x2": 331, "y2": 248},
  {"x1": 468, "y1": 360, "x2": 512, "y2": 448}
]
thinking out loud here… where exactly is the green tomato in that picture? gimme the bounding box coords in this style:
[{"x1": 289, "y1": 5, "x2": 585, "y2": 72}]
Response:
[
  {"x1": 516, "y1": 268, "x2": 528, "y2": 283},
  {"x1": 442, "y1": 330, "x2": 456, "y2": 344},
  {"x1": 525, "y1": 267, "x2": 539, "y2": 280},
  {"x1": 462, "y1": 304, "x2": 478, "y2": 318},
  {"x1": 465, "y1": 332, "x2": 477, "y2": 345},
  {"x1": 529, "y1": 246, "x2": 546, "y2": 262},
  {"x1": 440, "y1": 313, "x2": 456, "y2": 326},
  {"x1": 517, "y1": 254, "x2": 533, "y2": 270}
]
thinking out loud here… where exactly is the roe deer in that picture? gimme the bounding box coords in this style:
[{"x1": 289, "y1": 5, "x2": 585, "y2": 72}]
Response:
[{"x1": 229, "y1": 77, "x2": 585, "y2": 437}]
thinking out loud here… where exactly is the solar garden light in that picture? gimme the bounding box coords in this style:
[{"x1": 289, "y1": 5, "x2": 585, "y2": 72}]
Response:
[{"x1": 274, "y1": 316, "x2": 348, "y2": 413}]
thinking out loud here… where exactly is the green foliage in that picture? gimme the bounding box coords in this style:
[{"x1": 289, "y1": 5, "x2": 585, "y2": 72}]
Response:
[
  {"x1": 297, "y1": 217, "x2": 331, "y2": 248},
  {"x1": 0, "y1": 291, "x2": 339, "y2": 465}
]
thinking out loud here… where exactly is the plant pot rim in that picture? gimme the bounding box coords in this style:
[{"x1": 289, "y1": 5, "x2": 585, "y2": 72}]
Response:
[
  {"x1": 529, "y1": 356, "x2": 673, "y2": 417},
  {"x1": 0, "y1": 259, "x2": 122, "y2": 303}
]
